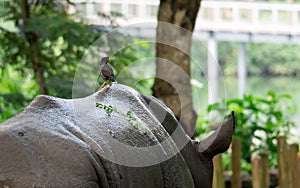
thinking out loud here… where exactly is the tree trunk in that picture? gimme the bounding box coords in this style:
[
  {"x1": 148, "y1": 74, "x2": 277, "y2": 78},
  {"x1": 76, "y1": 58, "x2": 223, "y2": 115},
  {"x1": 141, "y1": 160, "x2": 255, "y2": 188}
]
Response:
[
  {"x1": 152, "y1": 0, "x2": 201, "y2": 137},
  {"x1": 20, "y1": 0, "x2": 48, "y2": 95}
]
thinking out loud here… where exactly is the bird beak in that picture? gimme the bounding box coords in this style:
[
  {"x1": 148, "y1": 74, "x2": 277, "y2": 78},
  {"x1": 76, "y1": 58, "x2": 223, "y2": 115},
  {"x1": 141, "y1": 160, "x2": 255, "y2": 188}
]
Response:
[{"x1": 108, "y1": 57, "x2": 114, "y2": 62}]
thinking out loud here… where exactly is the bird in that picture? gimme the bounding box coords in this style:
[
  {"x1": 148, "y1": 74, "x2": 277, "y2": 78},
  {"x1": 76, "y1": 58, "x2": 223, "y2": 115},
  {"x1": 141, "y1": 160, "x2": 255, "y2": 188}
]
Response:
[{"x1": 98, "y1": 56, "x2": 117, "y2": 89}]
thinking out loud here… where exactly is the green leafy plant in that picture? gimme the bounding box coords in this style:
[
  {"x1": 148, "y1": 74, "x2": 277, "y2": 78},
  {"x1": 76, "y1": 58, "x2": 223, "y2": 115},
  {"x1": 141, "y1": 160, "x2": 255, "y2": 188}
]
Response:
[
  {"x1": 208, "y1": 90, "x2": 295, "y2": 167},
  {"x1": 0, "y1": 66, "x2": 38, "y2": 123},
  {"x1": 95, "y1": 102, "x2": 151, "y2": 135},
  {"x1": 96, "y1": 102, "x2": 114, "y2": 116}
]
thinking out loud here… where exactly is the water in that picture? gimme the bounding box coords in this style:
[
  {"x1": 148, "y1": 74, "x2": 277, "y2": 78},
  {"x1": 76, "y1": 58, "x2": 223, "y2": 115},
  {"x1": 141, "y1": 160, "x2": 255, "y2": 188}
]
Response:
[{"x1": 192, "y1": 76, "x2": 300, "y2": 123}]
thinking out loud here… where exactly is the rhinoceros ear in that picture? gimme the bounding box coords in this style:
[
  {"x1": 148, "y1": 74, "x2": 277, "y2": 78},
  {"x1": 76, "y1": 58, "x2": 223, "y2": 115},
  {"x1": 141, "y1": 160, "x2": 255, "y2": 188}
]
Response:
[{"x1": 198, "y1": 112, "x2": 235, "y2": 158}]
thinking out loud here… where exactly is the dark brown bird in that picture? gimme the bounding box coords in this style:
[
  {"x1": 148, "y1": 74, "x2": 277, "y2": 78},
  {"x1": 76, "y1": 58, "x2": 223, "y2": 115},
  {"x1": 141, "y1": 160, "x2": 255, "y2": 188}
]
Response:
[{"x1": 98, "y1": 57, "x2": 116, "y2": 88}]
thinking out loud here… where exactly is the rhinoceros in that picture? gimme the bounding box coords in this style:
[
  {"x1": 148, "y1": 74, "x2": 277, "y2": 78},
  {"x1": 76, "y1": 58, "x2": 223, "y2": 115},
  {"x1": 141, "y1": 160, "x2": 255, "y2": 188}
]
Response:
[{"x1": 0, "y1": 84, "x2": 234, "y2": 188}]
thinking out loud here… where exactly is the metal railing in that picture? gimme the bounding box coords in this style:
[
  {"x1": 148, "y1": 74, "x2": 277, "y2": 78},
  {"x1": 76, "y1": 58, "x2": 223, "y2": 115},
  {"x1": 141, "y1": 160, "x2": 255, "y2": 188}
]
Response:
[{"x1": 71, "y1": 0, "x2": 300, "y2": 35}]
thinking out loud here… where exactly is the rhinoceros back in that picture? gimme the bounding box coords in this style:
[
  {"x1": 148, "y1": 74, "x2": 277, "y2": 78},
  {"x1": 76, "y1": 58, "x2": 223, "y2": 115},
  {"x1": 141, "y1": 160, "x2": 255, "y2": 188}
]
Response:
[{"x1": 0, "y1": 84, "x2": 194, "y2": 188}]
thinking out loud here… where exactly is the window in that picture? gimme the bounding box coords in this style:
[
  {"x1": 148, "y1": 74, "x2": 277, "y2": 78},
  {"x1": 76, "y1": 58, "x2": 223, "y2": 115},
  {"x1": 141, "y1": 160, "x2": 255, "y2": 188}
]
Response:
[
  {"x1": 240, "y1": 9, "x2": 251, "y2": 22},
  {"x1": 221, "y1": 8, "x2": 233, "y2": 21},
  {"x1": 278, "y1": 11, "x2": 289, "y2": 24},
  {"x1": 111, "y1": 3, "x2": 122, "y2": 13},
  {"x1": 128, "y1": 4, "x2": 137, "y2": 16},
  {"x1": 146, "y1": 5, "x2": 158, "y2": 17},
  {"x1": 75, "y1": 3, "x2": 87, "y2": 17},
  {"x1": 259, "y1": 10, "x2": 272, "y2": 23},
  {"x1": 94, "y1": 3, "x2": 104, "y2": 15},
  {"x1": 202, "y1": 8, "x2": 214, "y2": 21}
]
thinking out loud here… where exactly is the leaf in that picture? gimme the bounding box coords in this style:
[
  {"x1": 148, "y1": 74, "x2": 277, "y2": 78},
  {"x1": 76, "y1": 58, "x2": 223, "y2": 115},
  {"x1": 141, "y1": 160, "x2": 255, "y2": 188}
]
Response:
[
  {"x1": 255, "y1": 98, "x2": 270, "y2": 104},
  {"x1": 226, "y1": 98, "x2": 244, "y2": 106},
  {"x1": 267, "y1": 90, "x2": 276, "y2": 98},
  {"x1": 278, "y1": 94, "x2": 292, "y2": 100},
  {"x1": 207, "y1": 103, "x2": 220, "y2": 112}
]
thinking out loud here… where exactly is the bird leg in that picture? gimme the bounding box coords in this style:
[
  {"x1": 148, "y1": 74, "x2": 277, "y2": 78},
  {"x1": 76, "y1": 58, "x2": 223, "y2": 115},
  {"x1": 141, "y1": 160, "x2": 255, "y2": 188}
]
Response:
[
  {"x1": 99, "y1": 80, "x2": 116, "y2": 90},
  {"x1": 109, "y1": 81, "x2": 117, "y2": 86},
  {"x1": 100, "y1": 81, "x2": 107, "y2": 89}
]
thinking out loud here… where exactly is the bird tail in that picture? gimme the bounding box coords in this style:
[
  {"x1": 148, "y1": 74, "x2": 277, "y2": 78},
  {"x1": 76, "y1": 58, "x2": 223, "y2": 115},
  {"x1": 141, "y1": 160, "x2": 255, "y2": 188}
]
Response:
[{"x1": 110, "y1": 77, "x2": 116, "y2": 82}]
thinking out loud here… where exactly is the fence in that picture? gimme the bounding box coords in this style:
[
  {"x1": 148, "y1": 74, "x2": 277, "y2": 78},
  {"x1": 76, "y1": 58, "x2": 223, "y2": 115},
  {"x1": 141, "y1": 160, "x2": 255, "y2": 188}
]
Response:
[
  {"x1": 213, "y1": 136, "x2": 300, "y2": 188},
  {"x1": 71, "y1": 0, "x2": 300, "y2": 35}
]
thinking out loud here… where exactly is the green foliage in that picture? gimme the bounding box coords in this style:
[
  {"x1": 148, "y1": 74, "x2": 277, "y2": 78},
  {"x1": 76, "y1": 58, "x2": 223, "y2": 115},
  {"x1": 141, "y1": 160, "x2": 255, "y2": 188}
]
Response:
[
  {"x1": 219, "y1": 42, "x2": 300, "y2": 77},
  {"x1": 194, "y1": 114, "x2": 211, "y2": 140},
  {"x1": 95, "y1": 102, "x2": 151, "y2": 135},
  {"x1": 97, "y1": 11, "x2": 123, "y2": 26},
  {"x1": 219, "y1": 41, "x2": 238, "y2": 75},
  {"x1": 247, "y1": 43, "x2": 300, "y2": 76},
  {"x1": 108, "y1": 38, "x2": 155, "y2": 95},
  {"x1": 0, "y1": 0, "x2": 101, "y2": 98},
  {"x1": 96, "y1": 102, "x2": 114, "y2": 116},
  {"x1": 221, "y1": 151, "x2": 252, "y2": 175},
  {"x1": 0, "y1": 1, "x2": 154, "y2": 122},
  {"x1": 208, "y1": 91, "x2": 295, "y2": 167},
  {"x1": 0, "y1": 67, "x2": 38, "y2": 122},
  {"x1": 0, "y1": 0, "x2": 155, "y2": 122}
]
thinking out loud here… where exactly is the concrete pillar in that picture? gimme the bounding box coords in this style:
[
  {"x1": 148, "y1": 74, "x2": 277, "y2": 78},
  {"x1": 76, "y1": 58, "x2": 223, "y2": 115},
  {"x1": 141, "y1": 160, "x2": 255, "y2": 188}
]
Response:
[
  {"x1": 105, "y1": 1, "x2": 111, "y2": 12},
  {"x1": 238, "y1": 42, "x2": 247, "y2": 98},
  {"x1": 272, "y1": 8, "x2": 278, "y2": 25},
  {"x1": 86, "y1": 0, "x2": 94, "y2": 24},
  {"x1": 139, "y1": 3, "x2": 147, "y2": 18},
  {"x1": 207, "y1": 33, "x2": 219, "y2": 104},
  {"x1": 252, "y1": 7, "x2": 259, "y2": 26}
]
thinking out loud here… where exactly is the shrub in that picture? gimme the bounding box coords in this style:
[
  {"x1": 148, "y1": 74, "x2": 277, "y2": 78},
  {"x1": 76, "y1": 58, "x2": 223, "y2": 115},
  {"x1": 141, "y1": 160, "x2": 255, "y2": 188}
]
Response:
[{"x1": 207, "y1": 91, "x2": 295, "y2": 168}]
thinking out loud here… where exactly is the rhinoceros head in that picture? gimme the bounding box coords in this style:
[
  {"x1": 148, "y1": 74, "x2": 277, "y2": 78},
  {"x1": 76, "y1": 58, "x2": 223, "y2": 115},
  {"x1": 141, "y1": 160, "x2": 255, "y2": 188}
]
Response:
[
  {"x1": 0, "y1": 84, "x2": 234, "y2": 188},
  {"x1": 141, "y1": 93, "x2": 235, "y2": 187}
]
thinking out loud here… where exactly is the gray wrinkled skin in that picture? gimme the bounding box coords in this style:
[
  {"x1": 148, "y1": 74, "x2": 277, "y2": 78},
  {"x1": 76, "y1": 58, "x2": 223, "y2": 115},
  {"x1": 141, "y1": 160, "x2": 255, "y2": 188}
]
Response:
[{"x1": 0, "y1": 84, "x2": 234, "y2": 188}]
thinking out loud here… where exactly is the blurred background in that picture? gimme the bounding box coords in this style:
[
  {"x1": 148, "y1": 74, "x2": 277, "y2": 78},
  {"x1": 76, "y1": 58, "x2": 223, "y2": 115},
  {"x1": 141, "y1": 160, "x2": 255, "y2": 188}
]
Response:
[{"x1": 1, "y1": 0, "x2": 300, "y2": 187}]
